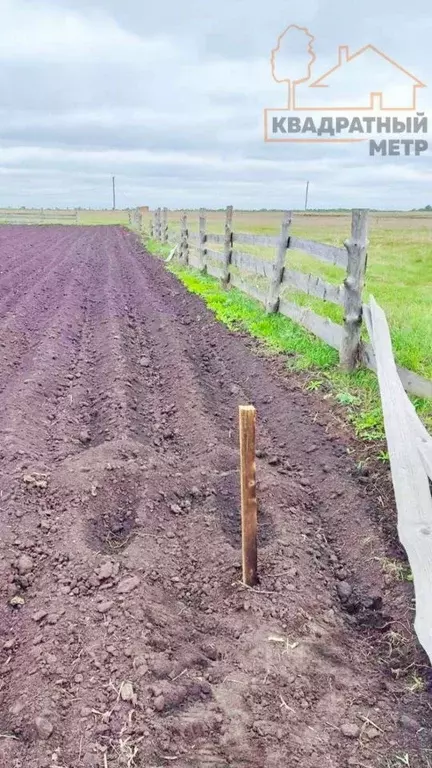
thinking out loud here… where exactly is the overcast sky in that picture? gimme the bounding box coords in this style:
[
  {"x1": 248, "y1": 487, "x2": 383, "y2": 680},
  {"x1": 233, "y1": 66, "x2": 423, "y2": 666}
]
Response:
[{"x1": 0, "y1": 0, "x2": 431, "y2": 210}]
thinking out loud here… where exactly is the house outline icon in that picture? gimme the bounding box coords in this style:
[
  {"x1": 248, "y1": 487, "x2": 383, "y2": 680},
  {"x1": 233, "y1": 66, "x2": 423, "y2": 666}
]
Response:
[{"x1": 291, "y1": 43, "x2": 426, "y2": 112}]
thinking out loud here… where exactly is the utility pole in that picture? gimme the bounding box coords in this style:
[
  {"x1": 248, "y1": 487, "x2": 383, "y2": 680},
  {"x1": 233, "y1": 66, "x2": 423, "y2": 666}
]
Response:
[
  {"x1": 305, "y1": 181, "x2": 310, "y2": 211},
  {"x1": 112, "y1": 176, "x2": 116, "y2": 211}
]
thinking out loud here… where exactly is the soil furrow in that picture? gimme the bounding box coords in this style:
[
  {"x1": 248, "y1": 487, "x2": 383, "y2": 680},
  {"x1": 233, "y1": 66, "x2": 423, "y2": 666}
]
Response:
[{"x1": 0, "y1": 228, "x2": 94, "y2": 393}]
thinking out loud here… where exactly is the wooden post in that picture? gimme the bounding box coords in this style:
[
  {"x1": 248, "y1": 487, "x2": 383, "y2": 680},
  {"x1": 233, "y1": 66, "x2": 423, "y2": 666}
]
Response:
[
  {"x1": 266, "y1": 211, "x2": 291, "y2": 314},
  {"x1": 340, "y1": 210, "x2": 369, "y2": 371},
  {"x1": 239, "y1": 405, "x2": 258, "y2": 587},
  {"x1": 156, "y1": 208, "x2": 162, "y2": 240},
  {"x1": 180, "y1": 212, "x2": 189, "y2": 264},
  {"x1": 199, "y1": 208, "x2": 207, "y2": 273},
  {"x1": 221, "y1": 205, "x2": 233, "y2": 288},
  {"x1": 162, "y1": 208, "x2": 169, "y2": 243}
]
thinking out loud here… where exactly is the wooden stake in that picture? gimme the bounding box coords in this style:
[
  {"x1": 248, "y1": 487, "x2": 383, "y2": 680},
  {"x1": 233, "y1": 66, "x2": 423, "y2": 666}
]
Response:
[{"x1": 239, "y1": 405, "x2": 258, "y2": 587}]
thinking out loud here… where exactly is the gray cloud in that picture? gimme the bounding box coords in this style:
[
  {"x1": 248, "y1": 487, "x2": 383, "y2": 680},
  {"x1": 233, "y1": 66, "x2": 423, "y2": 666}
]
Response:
[{"x1": 0, "y1": 0, "x2": 430, "y2": 209}]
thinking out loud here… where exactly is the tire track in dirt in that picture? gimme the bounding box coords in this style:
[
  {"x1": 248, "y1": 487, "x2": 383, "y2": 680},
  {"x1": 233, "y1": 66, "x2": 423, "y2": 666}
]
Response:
[{"x1": 0, "y1": 226, "x2": 430, "y2": 768}]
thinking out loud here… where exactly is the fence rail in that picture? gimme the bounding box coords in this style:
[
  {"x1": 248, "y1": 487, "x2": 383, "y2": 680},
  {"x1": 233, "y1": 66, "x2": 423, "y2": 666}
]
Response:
[
  {"x1": 0, "y1": 209, "x2": 78, "y2": 225},
  {"x1": 146, "y1": 206, "x2": 432, "y2": 400}
]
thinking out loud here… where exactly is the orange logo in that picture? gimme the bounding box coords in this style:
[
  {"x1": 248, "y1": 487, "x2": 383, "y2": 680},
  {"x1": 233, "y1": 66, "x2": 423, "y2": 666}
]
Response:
[{"x1": 264, "y1": 26, "x2": 427, "y2": 145}]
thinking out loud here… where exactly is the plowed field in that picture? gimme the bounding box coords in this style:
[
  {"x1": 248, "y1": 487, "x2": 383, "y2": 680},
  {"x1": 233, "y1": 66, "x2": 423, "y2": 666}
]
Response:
[{"x1": 0, "y1": 225, "x2": 430, "y2": 768}]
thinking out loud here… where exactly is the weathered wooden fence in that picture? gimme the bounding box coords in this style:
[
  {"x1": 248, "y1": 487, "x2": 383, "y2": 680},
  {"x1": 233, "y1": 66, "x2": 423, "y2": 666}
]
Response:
[
  {"x1": 0, "y1": 209, "x2": 78, "y2": 225},
  {"x1": 364, "y1": 296, "x2": 432, "y2": 663},
  {"x1": 128, "y1": 208, "x2": 143, "y2": 231},
  {"x1": 148, "y1": 206, "x2": 432, "y2": 400}
]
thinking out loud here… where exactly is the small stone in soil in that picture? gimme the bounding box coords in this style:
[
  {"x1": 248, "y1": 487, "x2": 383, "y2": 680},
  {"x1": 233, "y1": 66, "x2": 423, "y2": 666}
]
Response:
[
  {"x1": 97, "y1": 601, "x2": 114, "y2": 614},
  {"x1": 17, "y1": 554, "x2": 33, "y2": 575},
  {"x1": 79, "y1": 429, "x2": 91, "y2": 445},
  {"x1": 337, "y1": 581, "x2": 353, "y2": 601},
  {"x1": 32, "y1": 610, "x2": 48, "y2": 622},
  {"x1": 116, "y1": 575, "x2": 140, "y2": 594},
  {"x1": 154, "y1": 695, "x2": 165, "y2": 712},
  {"x1": 399, "y1": 714, "x2": 420, "y2": 732},
  {"x1": 340, "y1": 722, "x2": 360, "y2": 739},
  {"x1": 120, "y1": 682, "x2": 135, "y2": 702},
  {"x1": 97, "y1": 562, "x2": 113, "y2": 581},
  {"x1": 35, "y1": 716, "x2": 54, "y2": 740}
]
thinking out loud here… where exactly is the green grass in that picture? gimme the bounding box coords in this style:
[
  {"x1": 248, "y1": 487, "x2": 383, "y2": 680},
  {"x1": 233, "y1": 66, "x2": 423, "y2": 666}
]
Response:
[
  {"x1": 285, "y1": 225, "x2": 432, "y2": 382},
  {"x1": 146, "y1": 238, "x2": 432, "y2": 440}
]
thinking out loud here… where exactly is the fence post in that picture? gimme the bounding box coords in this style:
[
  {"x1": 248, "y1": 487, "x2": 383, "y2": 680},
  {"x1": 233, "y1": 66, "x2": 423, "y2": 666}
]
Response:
[
  {"x1": 199, "y1": 208, "x2": 207, "y2": 273},
  {"x1": 266, "y1": 211, "x2": 291, "y2": 314},
  {"x1": 221, "y1": 205, "x2": 233, "y2": 288},
  {"x1": 180, "y1": 212, "x2": 189, "y2": 264},
  {"x1": 340, "y1": 210, "x2": 369, "y2": 371},
  {"x1": 162, "y1": 208, "x2": 168, "y2": 243}
]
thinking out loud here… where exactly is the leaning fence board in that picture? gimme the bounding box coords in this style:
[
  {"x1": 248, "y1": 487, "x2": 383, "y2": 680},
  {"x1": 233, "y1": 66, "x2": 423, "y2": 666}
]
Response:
[
  {"x1": 282, "y1": 268, "x2": 344, "y2": 306},
  {"x1": 360, "y1": 342, "x2": 432, "y2": 400},
  {"x1": 279, "y1": 299, "x2": 343, "y2": 350},
  {"x1": 364, "y1": 296, "x2": 432, "y2": 664},
  {"x1": 233, "y1": 232, "x2": 279, "y2": 248},
  {"x1": 289, "y1": 236, "x2": 348, "y2": 269},
  {"x1": 231, "y1": 251, "x2": 270, "y2": 278},
  {"x1": 230, "y1": 274, "x2": 267, "y2": 305},
  {"x1": 420, "y1": 443, "x2": 432, "y2": 477}
]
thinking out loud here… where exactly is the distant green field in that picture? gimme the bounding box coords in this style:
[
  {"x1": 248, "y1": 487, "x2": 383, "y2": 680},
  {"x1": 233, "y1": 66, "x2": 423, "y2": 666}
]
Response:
[{"x1": 0, "y1": 208, "x2": 130, "y2": 226}]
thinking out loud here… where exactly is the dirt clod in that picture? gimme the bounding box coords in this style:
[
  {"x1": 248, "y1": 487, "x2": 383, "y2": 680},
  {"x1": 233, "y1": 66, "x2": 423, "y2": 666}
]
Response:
[
  {"x1": 337, "y1": 581, "x2": 353, "y2": 601},
  {"x1": 17, "y1": 554, "x2": 34, "y2": 574},
  {"x1": 340, "y1": 723, "x2": 360, "y2": 739},
  {"x1": 116, "y1": 575, "x2": 140, "y2": 594},
  {"x1": 154, "y1": 694, "x2": 165, "y2": 712},
  {"x1": 34, "y1": 716, "x2": 53, "y2": 740}
]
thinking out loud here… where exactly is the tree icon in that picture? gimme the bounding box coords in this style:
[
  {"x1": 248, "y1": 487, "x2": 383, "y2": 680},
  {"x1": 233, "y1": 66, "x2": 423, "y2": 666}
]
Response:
[{"x1": 271, "y1": 25, "x2": 316, "y2": 109}]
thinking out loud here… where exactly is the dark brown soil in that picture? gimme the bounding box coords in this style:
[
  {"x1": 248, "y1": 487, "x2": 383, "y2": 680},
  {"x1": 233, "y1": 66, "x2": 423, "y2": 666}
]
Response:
[{"x1": 0, "y1": 225, "x2": 430, "y2": 768}]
